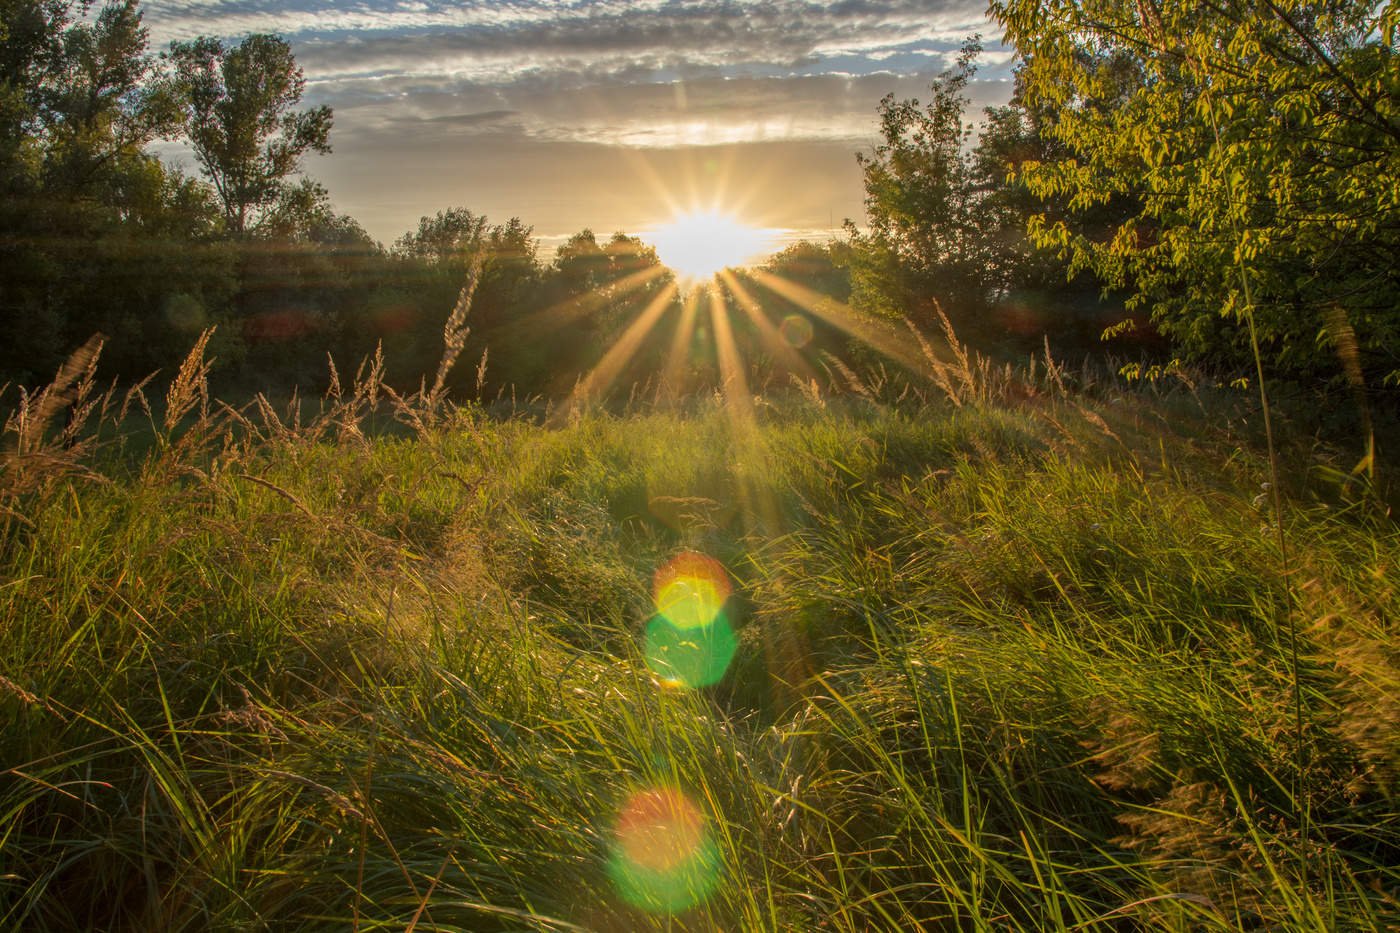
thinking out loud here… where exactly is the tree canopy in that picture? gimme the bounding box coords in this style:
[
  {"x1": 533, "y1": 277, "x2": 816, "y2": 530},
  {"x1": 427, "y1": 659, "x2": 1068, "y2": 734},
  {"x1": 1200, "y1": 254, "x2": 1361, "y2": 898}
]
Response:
[
  {"x1": 990, "y1": 0, "x2": 1400, "y2": 381},
  {"x1": 167, "y1": 33, "x2": 332, "y2": 235}
]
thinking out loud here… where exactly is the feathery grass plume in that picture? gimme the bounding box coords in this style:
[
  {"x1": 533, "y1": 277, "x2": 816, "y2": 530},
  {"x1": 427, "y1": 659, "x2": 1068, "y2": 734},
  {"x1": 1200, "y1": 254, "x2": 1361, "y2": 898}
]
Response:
[
  {"x1": 905, "y1": 316, "x2": 962, "y2": 407},
  {"x1": 931, "y1": 299, "x2": 974, "y2": 389},
  {"x1": 822, "y1": 353, "x2": 874, "y2": 401},
  {"x1": 164, "y1": 327, "x2": 215, "y2": 434},
  {"x1": 253, "y1": 391, "x2": 294, "y2": 443},
  {"x1": 1043, "y1": 334, "x2": 1067, "y2": 397},
  {"x1": 792, "y1": 373, "x2": 825, "y2": 409},
  {"x1": 0, "y1": 336, "x2": 117, "y2": 500},
  {"x1": 353, "y1": 342, "x2": 386, "y2": 413},
  {"x1": 475, "y1": 347, "x2": 489, "y2": 400},
  {"x1": 115, "y1": 374, "x2": 155, "y2": 427},
  {"x1": 5, "y1": 334, "x2": 105, "y2": 455},
  {"x1": 424, "y1": 223, "x2": 487, "y2": 418},
  {"x1": 327, "y1": 352, "x2": 344, "y2": 405}
]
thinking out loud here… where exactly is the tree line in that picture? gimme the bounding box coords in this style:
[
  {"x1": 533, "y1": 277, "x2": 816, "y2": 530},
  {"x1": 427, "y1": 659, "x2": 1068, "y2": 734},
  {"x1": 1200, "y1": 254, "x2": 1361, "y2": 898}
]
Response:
[{"x1": 2, "y1": 0, "x2": 1394, "y2": 400}]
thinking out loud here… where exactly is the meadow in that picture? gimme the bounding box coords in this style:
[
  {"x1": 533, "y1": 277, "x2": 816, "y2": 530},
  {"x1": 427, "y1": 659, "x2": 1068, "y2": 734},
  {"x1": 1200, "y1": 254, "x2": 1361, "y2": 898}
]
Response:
[{"x1": 0, "y1": 329, "x2": 1395, "y2": 931}]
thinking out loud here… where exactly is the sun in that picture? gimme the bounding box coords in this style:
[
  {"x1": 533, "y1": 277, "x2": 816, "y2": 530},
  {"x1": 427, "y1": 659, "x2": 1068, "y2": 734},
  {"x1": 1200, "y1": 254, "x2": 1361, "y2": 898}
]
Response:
[{"x1": 646, "y1": 211, "x2": 777, "y2": 284}]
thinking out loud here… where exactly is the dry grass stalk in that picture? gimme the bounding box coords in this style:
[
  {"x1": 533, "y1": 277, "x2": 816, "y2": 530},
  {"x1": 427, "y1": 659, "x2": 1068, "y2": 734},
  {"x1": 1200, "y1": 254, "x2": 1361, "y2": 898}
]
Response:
[
  {"x1": 792, "y1": 374, "x2": 825, "y2": 409},
  {"x1": 823, "y1": 353, "x2": 874, "y2": 401},
  {"x1": 423, "y1": 231, "x2": 487, "y2": 418},
  {"x1": 164, "y1": 327, "x2": 215, "y2": 433},
  {"x1": 6, "y1": 334, "x2": 105, "y2": 455},
  {"x1": 474, "y1": 347, "x2": 489, "y2": 399},
  {"x1": 1043, "y1": 334, "x2": 1068, "y2": 396}
]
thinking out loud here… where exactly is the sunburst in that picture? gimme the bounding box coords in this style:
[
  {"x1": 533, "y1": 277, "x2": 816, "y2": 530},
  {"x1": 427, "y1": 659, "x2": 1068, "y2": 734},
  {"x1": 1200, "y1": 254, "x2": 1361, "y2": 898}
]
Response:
[
  {"x1": 556, "y1": 193, "x2": 951, "y2": 437},
  {"x1": 645, "y1": 211, "x2": 779, "y2": 284}
]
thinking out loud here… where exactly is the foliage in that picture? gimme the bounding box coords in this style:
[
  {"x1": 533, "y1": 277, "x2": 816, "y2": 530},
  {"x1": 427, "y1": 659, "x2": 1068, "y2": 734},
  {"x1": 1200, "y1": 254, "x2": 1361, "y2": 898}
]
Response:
[
  {"x1": 846, "y1": 41, "x2": 994, "y2": 323},
  {"x1": 166, "y1": 33, "x2": 332, "y2": 235},
  {"x1": 990, "y1": 0, "x2": 1400, "y2": 381},
  {"x1": 846, "y1": 41, "x2": 1144, "y2": 359},
  {"x1": 0, "y1": 0, "x2": 235, "y2": 382}
]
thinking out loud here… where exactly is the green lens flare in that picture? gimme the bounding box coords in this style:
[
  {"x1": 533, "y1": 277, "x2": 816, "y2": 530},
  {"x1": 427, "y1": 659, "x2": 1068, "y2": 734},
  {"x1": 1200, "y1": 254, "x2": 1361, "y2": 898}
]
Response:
[
  {"x1": 608, "y1": 787, "x2": 721, "y2": 913},
  {"x1": 644, "y1": 612, "x2": 737, "y2": 689}
]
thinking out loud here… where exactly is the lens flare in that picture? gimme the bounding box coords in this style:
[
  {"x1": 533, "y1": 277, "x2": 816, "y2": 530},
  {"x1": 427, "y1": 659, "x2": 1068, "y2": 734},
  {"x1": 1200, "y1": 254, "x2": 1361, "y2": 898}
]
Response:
[
  {"x1": 779, "y1": 314, "x2": 814, "y2": 348},
  {"x1": 645, "y1": 613, "x2": 738, "y2": 689},
  {"x1": 608, "y1": 787, "x2": 721, "y2": 913},
  {"x1": 653, "y1": 551, "x2": 731, "y2": 630},
  {"x1": 646, "y1": 551, "x2": 737, "y2": 688}
]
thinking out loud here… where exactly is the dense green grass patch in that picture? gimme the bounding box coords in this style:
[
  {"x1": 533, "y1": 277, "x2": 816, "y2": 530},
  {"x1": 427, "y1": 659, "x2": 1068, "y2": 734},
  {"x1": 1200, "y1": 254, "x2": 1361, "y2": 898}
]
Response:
[{"x1": 1, "y1": 380, "x2": 1395, "y2": 930}]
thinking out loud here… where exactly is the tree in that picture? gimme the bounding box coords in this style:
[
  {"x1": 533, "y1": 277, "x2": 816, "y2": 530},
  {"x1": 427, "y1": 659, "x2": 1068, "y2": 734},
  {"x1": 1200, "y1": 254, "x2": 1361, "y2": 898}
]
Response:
[
  {"x1": 166, "y1": 33, "x2": 331, "y2": 234},
  {"x1": 990, "y1": 0, "x2": 1400, "y2": 381},
  {"x1": 260, "y1": 178, "x2": 371, "y2": 247},
  {"x1": 39, "y1": 0, "x2": 178, "y2": 192},
  {"x1": 0, "y1": 1, "x2": 232, "y2": 382},
  {"x1": 846, "y1": 41, "x2": 996, "y2": 323}
]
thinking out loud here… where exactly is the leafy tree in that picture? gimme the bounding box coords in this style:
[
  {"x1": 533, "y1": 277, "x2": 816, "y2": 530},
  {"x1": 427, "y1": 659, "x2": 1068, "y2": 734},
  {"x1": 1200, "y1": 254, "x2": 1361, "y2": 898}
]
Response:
[
  {"x1": 0, "y1": 1, "x2": 233, "y2": 382},
  {"x1": 260, "y1": 177, "x2": 371, "y2": 247},
  {"x1": 166, "y1": 33, "x2": 331, "y2": 235},
  {"x1": 0, "y1": 1, "x2": 63, "y2": 187},
  {"x1": 846, "y1": 41, "x2": 996, "y2": 323},
  {"x1": 990, "y1": 0, "x2": 1400, "y2": 381},
  {"x1": 384, "y1": 208, "x2": 549, "y2": 392},
  {"x1": 39, "y1": 0, "x2": 178, "y2": 192},
  {"x1": 393, "y1": 206, "x2": 487, "y2": 266}
]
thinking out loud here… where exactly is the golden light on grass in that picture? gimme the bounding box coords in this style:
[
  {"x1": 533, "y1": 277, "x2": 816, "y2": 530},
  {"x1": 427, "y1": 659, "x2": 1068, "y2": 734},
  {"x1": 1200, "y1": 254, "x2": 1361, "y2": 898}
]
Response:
[{"x1": 646, "y1": 210, "x2": 778, "y2": 283}]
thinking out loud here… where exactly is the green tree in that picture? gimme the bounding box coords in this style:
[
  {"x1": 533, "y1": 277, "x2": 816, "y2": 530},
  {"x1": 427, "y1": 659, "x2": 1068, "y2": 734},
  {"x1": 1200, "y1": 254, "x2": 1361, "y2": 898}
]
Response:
[
  {"x1": 0, "y1": 1, "x2": 233, "y2": 382},
  {"x1": 39, "y1": 0, "x2": 178, "y2": 192},
  {"x1": 846, "y1": 41, "x2": 995, "y2": 324},
  {"x1": 260, "y1": 177, "x2": 371, "y2": 247},
  {"x1": 166, "y1": 33, "x2": 331, "y2": 235},
  {"x1": 990, "y1": 0, "x2": 1400, "y2": 381}
]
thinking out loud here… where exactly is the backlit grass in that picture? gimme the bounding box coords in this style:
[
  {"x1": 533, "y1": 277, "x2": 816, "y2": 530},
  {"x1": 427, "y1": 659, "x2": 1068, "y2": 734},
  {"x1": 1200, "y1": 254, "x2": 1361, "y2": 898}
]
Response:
[{"x1": 1, "y1": 340, "x2": 1395, "y2": 930}]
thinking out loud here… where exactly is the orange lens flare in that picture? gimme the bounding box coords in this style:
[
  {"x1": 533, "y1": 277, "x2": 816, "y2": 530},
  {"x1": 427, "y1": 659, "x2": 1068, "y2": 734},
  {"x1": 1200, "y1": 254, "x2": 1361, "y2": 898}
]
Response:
[
  {"x1": 646, "y1": 551, "x2": 738, "y2": 689},
  {"x1": 653, "y1": 551, "x2": 731, "y2": 630},
  {"x1": 616, "y1": 788, "x2": 705, "y2": 872},
  {"x1": 608, "y1": 787, "x2": 721, "y2": 912}
]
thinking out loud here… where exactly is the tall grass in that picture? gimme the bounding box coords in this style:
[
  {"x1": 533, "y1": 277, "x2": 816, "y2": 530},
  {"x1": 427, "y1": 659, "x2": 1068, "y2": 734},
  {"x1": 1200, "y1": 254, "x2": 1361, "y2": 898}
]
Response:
[{"x1": 0, "y1": 327, "x2": 1395, "y2": 929}]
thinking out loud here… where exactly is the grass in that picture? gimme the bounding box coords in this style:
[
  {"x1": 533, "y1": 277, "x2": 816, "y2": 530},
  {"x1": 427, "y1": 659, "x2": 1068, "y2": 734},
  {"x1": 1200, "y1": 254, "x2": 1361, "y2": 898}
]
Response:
[{"x1": 0, "y1": 333, "x2": 1396, "y2": 930}]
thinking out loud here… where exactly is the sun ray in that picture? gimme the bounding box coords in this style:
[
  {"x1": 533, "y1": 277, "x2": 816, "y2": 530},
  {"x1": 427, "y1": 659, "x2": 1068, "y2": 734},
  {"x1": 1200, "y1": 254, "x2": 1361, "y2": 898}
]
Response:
[
  {"x1": 746, "y1": 269, "x2": 944, "y2": 376},
  {"x1": 708, "y1": 285, "x2": 754, "y2": 428},
  {"x1": 501, "y1": 265, "x2": 665, "y2": 338},
  {"x1": 716, "y1": 269, "x2": 817, "y2": 382},
  {"x1": 660, "y1": 286, "x2": 703, "y2": 402},
  {"x1": 561, "y1": 280, "x2": 679, "y2": 419}
]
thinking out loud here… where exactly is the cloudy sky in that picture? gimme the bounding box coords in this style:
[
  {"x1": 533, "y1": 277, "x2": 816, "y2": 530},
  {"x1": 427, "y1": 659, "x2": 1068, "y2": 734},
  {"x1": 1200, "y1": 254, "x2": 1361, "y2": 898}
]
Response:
[{"x1": 143, "y1": 1, "x2": 1015, "y2": 250}]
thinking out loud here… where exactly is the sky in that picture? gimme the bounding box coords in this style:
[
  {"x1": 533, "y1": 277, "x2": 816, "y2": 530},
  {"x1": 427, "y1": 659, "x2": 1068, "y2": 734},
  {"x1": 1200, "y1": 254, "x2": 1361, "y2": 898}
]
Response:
[{"x1": 142, "y1": 1, "x2": 1016, "y2": 252}]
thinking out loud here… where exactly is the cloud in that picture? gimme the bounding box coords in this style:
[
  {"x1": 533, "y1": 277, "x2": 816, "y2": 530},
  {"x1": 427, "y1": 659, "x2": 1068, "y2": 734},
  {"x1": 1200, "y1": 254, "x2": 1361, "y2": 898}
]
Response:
[
  {"x1": 146, "y1": 0, "x2": 996, "y2": 86},
  {"x1": 423, "y1": 109, "x2": 520, "y2": 127},
  {"x1": 143, "y1": 1, "x2": 1016, "y2": 246}
]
